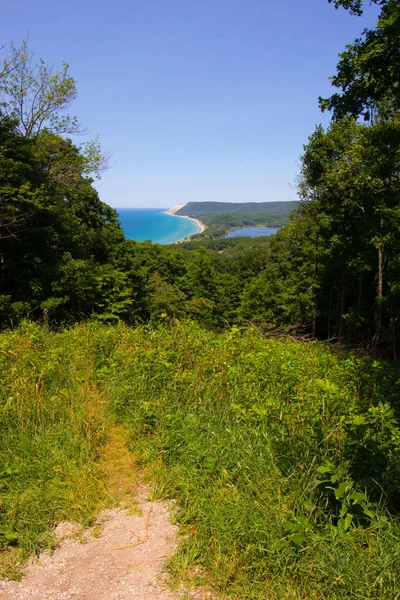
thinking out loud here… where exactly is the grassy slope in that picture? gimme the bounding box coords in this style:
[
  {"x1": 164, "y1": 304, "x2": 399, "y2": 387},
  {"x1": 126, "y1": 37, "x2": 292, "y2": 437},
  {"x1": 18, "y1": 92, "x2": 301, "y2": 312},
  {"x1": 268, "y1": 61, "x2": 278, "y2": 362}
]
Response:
[
  {"x1": 1, "y1": 322, "x2": 400, "y2": 598},
  {"x1": 102, "y1": 323, "x2": 400, "y2": 598},
  {"x1": 0, "y1": 323, "x2": 135, "y2": 577}
]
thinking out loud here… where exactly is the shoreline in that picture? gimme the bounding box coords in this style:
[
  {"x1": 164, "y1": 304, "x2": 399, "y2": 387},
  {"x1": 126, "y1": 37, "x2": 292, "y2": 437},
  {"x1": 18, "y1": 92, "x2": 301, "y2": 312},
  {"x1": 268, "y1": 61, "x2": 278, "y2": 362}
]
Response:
[{"x1": 165, "y1": 203, "x2": 205, "y2": 238}]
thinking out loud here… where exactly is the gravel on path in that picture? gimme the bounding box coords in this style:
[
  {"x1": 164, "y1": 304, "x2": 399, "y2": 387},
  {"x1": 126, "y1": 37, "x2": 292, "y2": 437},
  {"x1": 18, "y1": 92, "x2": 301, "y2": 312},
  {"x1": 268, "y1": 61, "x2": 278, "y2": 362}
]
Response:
[{"x1": 0, "y1": 495, "x2": 180, "y2": 600}]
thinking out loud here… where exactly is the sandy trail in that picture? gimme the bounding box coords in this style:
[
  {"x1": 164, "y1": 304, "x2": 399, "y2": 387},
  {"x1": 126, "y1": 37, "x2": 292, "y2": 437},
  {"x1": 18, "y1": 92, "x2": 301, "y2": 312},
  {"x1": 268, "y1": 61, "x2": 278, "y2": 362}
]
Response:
[
  {"x1": 0, "y1": 494, "x2": 181, "y2": 600},
  {"x1": 0, "y1": 425, "x2": 215, "y2": 600}
]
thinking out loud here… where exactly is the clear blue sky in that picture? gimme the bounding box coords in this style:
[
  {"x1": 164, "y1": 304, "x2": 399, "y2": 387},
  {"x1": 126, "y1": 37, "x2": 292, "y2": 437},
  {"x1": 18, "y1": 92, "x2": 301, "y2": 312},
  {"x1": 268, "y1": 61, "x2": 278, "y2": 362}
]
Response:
[{"x1": 1, "y1": 0, "x2": 379, "y2": 208}]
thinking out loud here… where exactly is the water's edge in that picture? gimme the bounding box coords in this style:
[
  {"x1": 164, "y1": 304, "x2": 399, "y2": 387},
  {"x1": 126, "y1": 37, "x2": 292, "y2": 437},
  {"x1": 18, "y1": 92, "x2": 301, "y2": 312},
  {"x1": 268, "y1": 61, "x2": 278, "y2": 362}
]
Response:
[{"x1": 116, "y1": 208, "x2": 202, "y2": 244}]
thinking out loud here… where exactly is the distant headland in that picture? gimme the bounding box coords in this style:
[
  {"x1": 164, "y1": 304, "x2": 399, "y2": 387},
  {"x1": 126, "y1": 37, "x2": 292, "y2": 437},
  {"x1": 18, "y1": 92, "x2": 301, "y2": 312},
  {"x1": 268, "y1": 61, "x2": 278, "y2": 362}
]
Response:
[{"x1": 172, "y1": 201, "x2": 297, "y2": 240}]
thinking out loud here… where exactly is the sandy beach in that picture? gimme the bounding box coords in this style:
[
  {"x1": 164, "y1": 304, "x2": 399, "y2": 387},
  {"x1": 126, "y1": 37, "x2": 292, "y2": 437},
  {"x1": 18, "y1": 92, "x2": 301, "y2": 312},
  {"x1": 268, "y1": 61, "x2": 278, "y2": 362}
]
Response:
[
  {"x1": 165, "y1": 203, "x2": 205, "y2": 235},
  {"x1": 165, "y1": 204, "x2": 186, "y2": 215}
]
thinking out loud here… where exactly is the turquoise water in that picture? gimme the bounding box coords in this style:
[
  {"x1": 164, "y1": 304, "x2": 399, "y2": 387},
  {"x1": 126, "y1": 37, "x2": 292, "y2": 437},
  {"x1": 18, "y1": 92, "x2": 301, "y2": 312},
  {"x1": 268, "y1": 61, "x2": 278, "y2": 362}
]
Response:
[
  {"x1": 116, "y1": 208, "x2": 202, "y2": 244},
  {"x1": 225, "y1": 226, "x2": 279, "y2": 238}
]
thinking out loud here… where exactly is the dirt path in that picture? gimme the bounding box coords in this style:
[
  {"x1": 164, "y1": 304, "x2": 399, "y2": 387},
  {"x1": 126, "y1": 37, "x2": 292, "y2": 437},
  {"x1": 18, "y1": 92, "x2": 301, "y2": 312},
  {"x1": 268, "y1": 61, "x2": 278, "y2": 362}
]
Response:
[
  {"x1": 0, "y1": 498, "x2": 179, "y2": 600},
  {"x1": 0, "y1": 426, "x2": 211, "y2": 600}
]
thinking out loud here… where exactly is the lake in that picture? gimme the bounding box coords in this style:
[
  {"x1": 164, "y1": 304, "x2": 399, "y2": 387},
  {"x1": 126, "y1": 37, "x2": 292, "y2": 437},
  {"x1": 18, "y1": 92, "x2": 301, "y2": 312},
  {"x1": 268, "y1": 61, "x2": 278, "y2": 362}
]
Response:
[{"x1": 225, "y1": 226, "x2": 279, "y2": 238}]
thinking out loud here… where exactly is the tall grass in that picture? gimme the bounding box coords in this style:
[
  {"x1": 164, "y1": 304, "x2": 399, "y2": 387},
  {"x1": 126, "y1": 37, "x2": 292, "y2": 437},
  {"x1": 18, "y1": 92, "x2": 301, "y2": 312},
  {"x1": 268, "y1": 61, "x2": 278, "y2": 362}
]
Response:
[
  {"x1": 1, "y1": 321, "x2": 400, "y2": 597},
  {"x1": 101, "y1": 322, "x2": 400, "y2": 599},
  {"x1": 0, "y1": 322, "x2": 114, "y2": 577}
]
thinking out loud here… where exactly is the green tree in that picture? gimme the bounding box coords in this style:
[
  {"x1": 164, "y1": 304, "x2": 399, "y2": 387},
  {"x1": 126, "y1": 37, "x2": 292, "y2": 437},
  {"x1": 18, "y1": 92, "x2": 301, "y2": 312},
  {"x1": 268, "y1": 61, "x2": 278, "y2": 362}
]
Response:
[
  {"x1": 299, "y1": 116, "x2": 400, "y2": 345},
  {"x1": 147, "y1": 273, "x2": 187, "y2": 322},
  {"x1": 0, "y1": 114, "x2": 124, "y2": 326},
  {"x1": 0, "y1": 41, "x2": 79, "y2": 138},
  {"x1": 0, "y1": 41, "x2": 109, "y2": 176},
  {"x1": 320, "y1": 0, "x2": 400, "y2": 120},
  {"x1": 238, "y1": 216, "x2": 317, "y2": 332}
]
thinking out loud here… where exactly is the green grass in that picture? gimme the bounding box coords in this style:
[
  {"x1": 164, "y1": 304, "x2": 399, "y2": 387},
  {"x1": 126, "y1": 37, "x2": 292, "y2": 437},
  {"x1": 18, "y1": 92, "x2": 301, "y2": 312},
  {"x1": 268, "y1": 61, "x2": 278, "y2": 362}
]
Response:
[
  {"x1": 1, "y1": 320, "x2": 400, "y2": 597},
  {"x1": 0, "y1": 322, "x2": 113, "y2": 577},
  {"x1": 101, "y1": 322, "x2": 400, "y2": 599}
]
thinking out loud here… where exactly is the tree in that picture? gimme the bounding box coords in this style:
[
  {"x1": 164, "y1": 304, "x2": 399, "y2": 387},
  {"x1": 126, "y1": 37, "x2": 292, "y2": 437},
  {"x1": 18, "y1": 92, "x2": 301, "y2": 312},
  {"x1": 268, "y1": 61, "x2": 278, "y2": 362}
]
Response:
[
  {"x1": 147, "y1": 273, "x2": 187, "y2": 322},
  {"x1": 328, "y1": 0, "x2": 388, "y2": 17},
  {"x1": 0, "y1": 114, "x2": 124, "y2": 327},
  {"x1": 0, "y1": 41, "x2": 80, "y2": 138},
  {"x1": 320, "y1": 0, "x2": 400, "y2": 120},
  {"x1": 0, "y1": 117, "x2": 42, "y2": 242},
  {"x1": 238, "y1": 215, "x2": 318, "y2": 333},
  {"x1": 299, "y1": 116, "x2": 400, "y2": 345},
  {"x1": 0, "y1": 40, "x2": 110, "y2": 175},
  {"x1": 0, "y1": 42, "x2": 23, "y2": 81}
]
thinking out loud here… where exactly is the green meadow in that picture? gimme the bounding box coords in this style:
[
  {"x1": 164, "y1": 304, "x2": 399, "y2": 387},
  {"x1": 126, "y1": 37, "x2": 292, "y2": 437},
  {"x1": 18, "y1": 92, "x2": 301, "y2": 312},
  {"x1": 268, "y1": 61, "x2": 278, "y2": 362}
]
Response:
[{"x1": 1, "y1": 321, "x2": 399, "y2": 598}]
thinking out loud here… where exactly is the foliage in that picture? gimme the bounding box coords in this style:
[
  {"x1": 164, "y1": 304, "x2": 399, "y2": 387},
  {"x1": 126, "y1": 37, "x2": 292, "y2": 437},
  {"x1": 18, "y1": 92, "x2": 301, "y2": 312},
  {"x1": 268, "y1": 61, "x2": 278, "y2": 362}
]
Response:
[
  {"x1": 98, "y1": 321, "x2": 400, "y2": 598},
  {"x1": 321, "y1": 0, "x2": 400, "y2": 120},
  {"x1": 0, "y1": 41, "x2": 79, "y2": 138},
  {"x1": 177, "y1": 201, "x2": 296, "y2": 239},
  {"x1": 328, "y1": 0, "x2": 387, "y2": 17},
  {"x1": 0, "y1": 323, "x2": 113, "y2": 576},
  {"x1": 0, "y1": 116, "x2": 124, "y2": 326}
]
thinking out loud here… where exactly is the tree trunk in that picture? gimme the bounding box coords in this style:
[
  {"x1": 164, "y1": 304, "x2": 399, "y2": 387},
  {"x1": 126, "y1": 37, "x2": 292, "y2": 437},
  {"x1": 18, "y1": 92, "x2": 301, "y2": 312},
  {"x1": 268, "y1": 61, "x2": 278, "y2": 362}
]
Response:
[
  {"x1": 375, "y1": 244, "x2": 384, "y2": 351},
  {"x1": 338, "y1": 263, "x2": 347, "y2": 339},
  {"x1": 357, "y1": 278, "x2": 362, "y2": 313},
  {"x1": 312, "y1": 300, "x2": 317, "y2": 338},
  {"x1": 391, "y1": 316, "x2": 397, "y2": 362},
  {"x1": 312, "y1": 233, "x2": 319, "y2": 338},
  {"x1": 327, "y1": 285, "x2": 333, "y2": 340}
]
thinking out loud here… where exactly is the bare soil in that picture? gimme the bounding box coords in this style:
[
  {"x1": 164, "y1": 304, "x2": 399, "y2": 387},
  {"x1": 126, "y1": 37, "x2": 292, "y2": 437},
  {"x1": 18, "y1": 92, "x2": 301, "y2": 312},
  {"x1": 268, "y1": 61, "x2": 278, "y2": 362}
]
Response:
[
  {"x1": 0, "y1": 426, "x2": 216, "y2": 599},
  {"x1": 0, "y1": 493, "x2": 181, "y2": 600}
]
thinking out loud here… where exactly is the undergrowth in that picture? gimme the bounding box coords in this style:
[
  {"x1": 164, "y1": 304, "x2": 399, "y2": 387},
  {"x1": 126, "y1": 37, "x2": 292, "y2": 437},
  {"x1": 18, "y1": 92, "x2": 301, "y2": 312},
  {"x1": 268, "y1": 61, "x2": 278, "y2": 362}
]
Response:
[
  {"x1": 100, "y1": 321, "x2": 400, "y2": 599},
  {"x1": 1, "y1": 320, "x2": 400, "y2": 597},
  {"x1": 0, "y1": 323, "x2": 113, "y2": 577}
]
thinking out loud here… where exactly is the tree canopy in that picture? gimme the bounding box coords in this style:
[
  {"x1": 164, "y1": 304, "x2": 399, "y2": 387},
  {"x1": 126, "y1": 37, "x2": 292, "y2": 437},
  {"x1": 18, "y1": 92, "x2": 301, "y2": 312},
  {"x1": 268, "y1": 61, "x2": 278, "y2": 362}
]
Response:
[
  {"x1": 1, "y1": 20, "x2": 400, "y2": 353},
  {"x1": 0, "y1": 41, "x2": 79, "y2": 138},
  {"x1": 320, "y1": 0, "x2": 400, "y2": 120}
]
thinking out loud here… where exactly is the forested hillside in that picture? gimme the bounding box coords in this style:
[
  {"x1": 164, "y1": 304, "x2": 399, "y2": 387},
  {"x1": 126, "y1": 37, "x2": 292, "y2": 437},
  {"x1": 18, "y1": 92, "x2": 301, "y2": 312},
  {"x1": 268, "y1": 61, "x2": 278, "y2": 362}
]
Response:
[
  {"x1": 177, "y1": 202, "x2": 298, "y2": 215},
  {"x1": 176, "y1": 201, "x2": 296, "y2": 238},
  {"x1": 2, "y1": 0, "x2": 400, "y2": 350}
]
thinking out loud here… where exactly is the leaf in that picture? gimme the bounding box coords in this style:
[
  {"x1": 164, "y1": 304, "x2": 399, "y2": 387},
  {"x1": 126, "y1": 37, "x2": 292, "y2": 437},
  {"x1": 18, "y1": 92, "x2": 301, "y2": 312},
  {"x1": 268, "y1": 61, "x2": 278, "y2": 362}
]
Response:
[
  {"x1": 363, "y1": 507, "x2": 375, "y2": 519},
  {"x1": 287, "y1": 516, "x2": 309, "y2": 532},
  {"x1": 292, "y1": 533, "x2": 307, "y2": 546},
  {"x1": 337, "y1": 513, "x2": 352, "y2": 532},
  {"x1": 352, "y1": 415, "x2": 366, "y2": 426},
  {"x1": 315, "y1": 378, "x2": 338, "y2": 393},
  {"x1": 317, "y1": 465, "x2": 332, "y2": 474},
  {"x1": 348, "y1": 491, "x2": 367, "y2": 503},
  {"x1": 335, "y1": 481, "x2": 350, "y2": 499}
]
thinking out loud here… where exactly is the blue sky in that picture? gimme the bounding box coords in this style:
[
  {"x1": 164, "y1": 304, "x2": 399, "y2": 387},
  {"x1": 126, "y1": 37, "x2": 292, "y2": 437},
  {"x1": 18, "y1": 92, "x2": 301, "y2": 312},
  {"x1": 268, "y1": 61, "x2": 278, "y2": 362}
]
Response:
[{"x1": 1, "y1": 0, "x2": 379, "y2": 208}]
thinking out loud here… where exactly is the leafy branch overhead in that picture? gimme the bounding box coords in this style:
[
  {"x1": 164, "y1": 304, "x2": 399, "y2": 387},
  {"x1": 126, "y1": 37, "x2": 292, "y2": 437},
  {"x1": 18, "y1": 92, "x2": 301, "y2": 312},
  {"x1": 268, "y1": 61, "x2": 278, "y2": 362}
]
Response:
[
  {"x1": 328, "y1": 0, "x2": 387, "y2": 17},
  {"x1": 321, "y1": 0, "x2": 400, "y2": 120},
  {"x1": 0, "y1": 41, "x2": 110, "y2": 176},
  {"x1": 0, "y1": 41, "x2": 80, "y2": 138}
]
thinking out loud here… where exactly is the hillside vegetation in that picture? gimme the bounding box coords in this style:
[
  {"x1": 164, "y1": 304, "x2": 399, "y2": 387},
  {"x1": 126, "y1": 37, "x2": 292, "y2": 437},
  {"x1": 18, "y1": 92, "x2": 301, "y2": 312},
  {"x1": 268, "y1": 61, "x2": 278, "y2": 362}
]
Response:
[
  {"x1": 1, "y1": 2, "x2": 400, "y2": 597},
  {"x1": 177, "y1": 202, "x2": 298, "y2": 216},
  {"x1": 1, "y1": 322, "x2": 400, "y2": 598},
  {"x1": 1, "y1": 40, "x2": 400, "y2": 347},
  {"x1": 176, "y1": 202, "x2": 297, "y2": 238}
]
